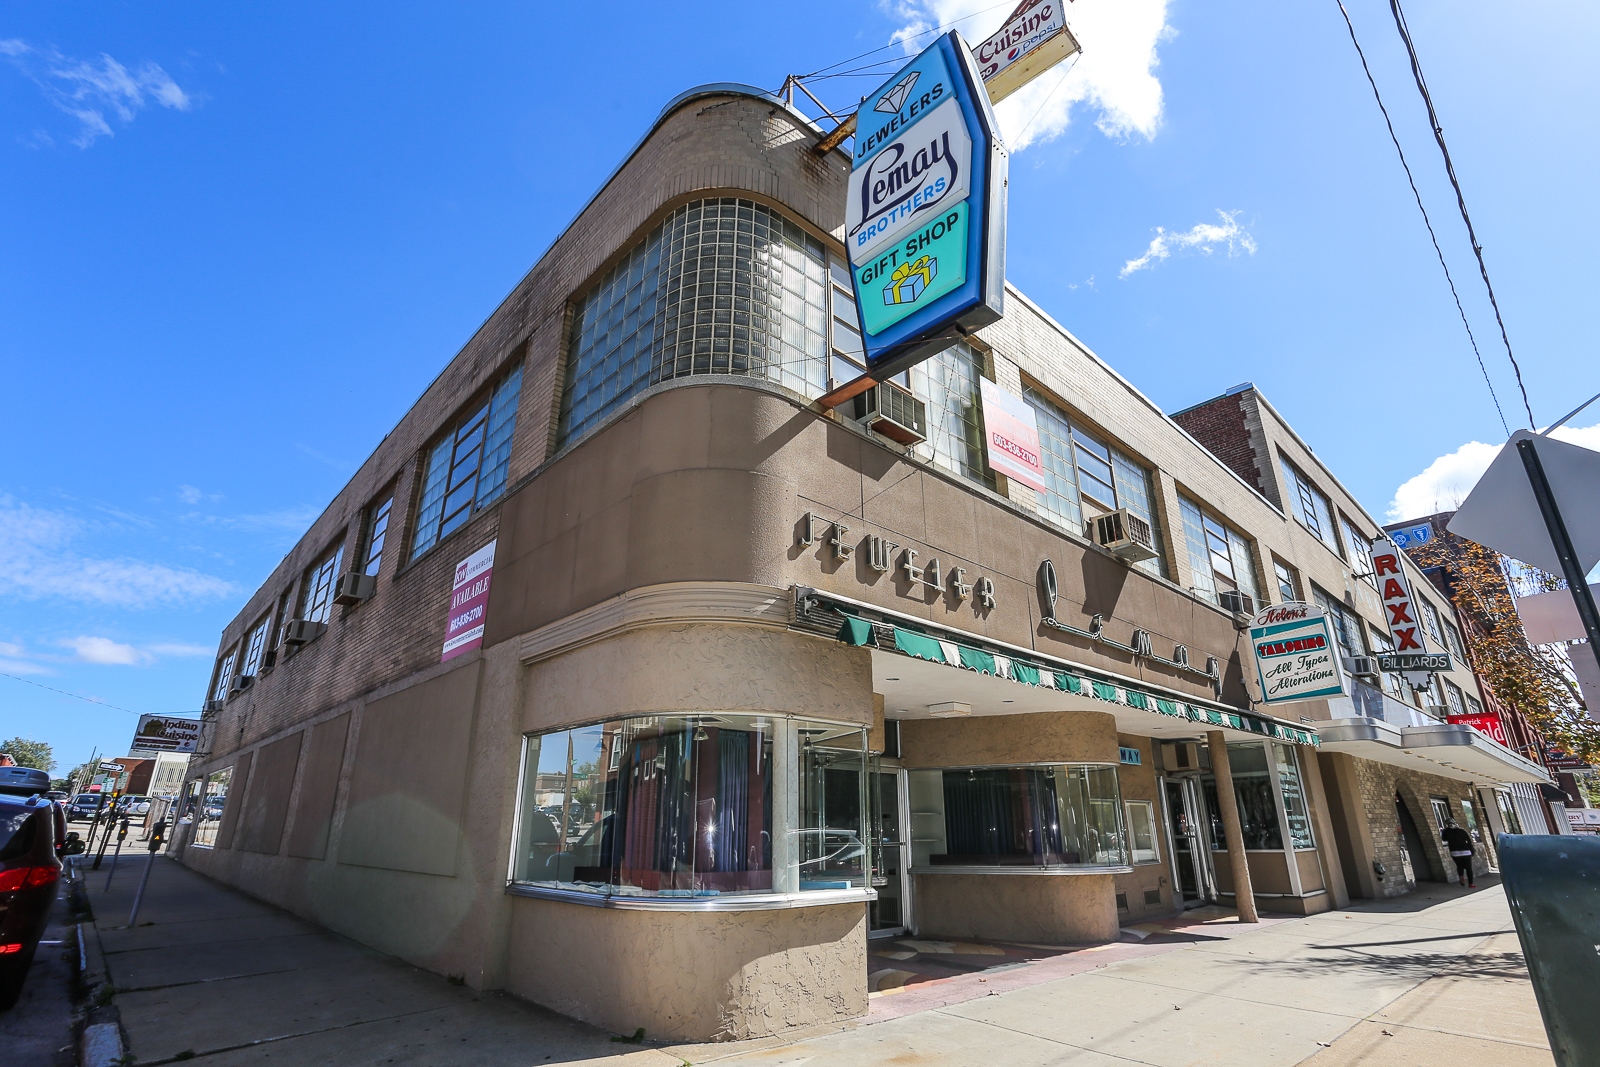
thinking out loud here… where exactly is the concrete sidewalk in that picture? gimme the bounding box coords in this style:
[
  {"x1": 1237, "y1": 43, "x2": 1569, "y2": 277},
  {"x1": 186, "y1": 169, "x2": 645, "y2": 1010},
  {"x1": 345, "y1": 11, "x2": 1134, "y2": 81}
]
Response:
[{"x1": 82, "y1": 857, "x2": 1553, "y2": 1066}]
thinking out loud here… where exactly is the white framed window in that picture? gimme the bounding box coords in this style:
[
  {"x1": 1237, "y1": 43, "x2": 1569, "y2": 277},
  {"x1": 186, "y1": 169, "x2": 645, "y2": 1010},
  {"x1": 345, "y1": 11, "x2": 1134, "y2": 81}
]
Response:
[
  {"x1": 1273, "y1": 558, "x2": 1300, "y2": 602},
  {"x1": 362, "y1": 496, "x2": 393, "y2": 578},
  {"x1": 300, "y1": 543, "x2": 344, "y2": 625},
  {"x1": 1025, "y1": 386, "x2": 1166, "y2": 577},
  {"x1": 1443, "y1": 679, "x2": 1468, "y2": 716},
  {"x1": 1342, "y1": 518, "x2": 1376, "y2": 584},
  {"x1": 1125, "y1": 800, "x2": 1160, "y2": 864},
  {"x1": 1442, "y1": 620, "x2": 1467, "y2": 660},
  {"x1": 413, "y1": 367, "x2": 522, "y2": 559},
  {"x1": 1420, "y1": 598, "x2": 1444, "y2": 644},
  {"x1": 239, "y1": 617, "x2": 271, "y2": 678},
  {"x1": 1181, "y1": 498, "x2": 1261, "y2": 607},
  {"x1": 1280, "y1": 455, "x2": 1340, "y2": 554},
  {"x1": 211, "y1": 650, "x2": 237, "y2": 702}
]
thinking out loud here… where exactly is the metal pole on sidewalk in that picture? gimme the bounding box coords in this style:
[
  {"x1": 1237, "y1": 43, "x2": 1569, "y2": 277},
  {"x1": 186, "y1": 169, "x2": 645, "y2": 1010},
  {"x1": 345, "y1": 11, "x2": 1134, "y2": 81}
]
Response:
[
  {"x1": 127, "y1": 821, "x2": 166, "y2": 928},
  {"x1": 104, "y1": 818, "x2": 130, "y2": 890},
  {"x1": 1516, "y1": 439, "x2": 1600, "y2": 675}
]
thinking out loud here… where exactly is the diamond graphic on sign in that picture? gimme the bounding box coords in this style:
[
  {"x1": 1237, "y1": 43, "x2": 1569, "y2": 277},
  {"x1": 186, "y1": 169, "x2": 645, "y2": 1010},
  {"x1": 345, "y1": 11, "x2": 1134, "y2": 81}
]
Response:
[
  {"x1": 884, "y1": 256, "x2": 937, "y2": 305},
  {"x1": 875, "y1": 71, "x2": 920, "y2": 114}
]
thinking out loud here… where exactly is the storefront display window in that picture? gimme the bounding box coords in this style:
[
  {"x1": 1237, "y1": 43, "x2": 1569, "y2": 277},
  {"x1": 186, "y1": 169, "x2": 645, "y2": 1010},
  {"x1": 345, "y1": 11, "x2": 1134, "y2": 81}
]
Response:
[
  {"x1": 1125, "y1": 800, "x2": 1160, "y2": 864},
  {"x1": 1274, "y1": 744, "x2": 1315, "y2": 849},
  {"x1": 907, "y1": 764, "x2": 1128, "y2": 868},
  {"x1": 191, "y1": 767, "x2": 232, "y2": 848},
  {"x1": 1201, "y1": 742, "x2": 1314, "y2": 852},
  {"x1": 510, "y1": 714, "x2": 867, "y2": 901}
]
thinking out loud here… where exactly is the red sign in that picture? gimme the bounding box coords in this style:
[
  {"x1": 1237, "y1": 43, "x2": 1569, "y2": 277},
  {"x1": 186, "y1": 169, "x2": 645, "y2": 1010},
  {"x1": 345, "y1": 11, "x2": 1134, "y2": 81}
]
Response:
[
  {"x1": 1371, "y1": 542, "x2": 1427, "y2": 652},
  {"x1": 978, "y1": 379, "x2": 1047, "y2": 492},
  {"x1": 1448, "y1": 711, "x2": 1507, "y2": 747},
  {"x1": 442, "y1": 539, "x2": 496, "y2": 662}
]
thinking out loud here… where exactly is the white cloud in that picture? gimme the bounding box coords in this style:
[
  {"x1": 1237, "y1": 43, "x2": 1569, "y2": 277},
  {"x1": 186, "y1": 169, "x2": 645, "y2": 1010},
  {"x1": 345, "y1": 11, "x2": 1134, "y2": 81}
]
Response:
[
  {"x1": 0, "y1": 495, "x2": 234, "y2": 607},
  {"x1": 66, "y1": 636, "x2": 148, "y2": 665},
  {"x1": 146, "y1": 642, "x2": 211, "y2": 658},
  {"x1": 1388, "y1": 422, "x2": 1600, "y2": 521},
  {"x1": 177, "y1": 485, "x2": 203, "y2": 505},
  {"x1": 890, "y1": 0, "x2": 1171, "y2": 151},
  {"x1": 1, "y1": 38, "x2": 192, "y2": 147},
  {"x1": 1119, "y1": 210, "x2": 1256, "y2": 278}
]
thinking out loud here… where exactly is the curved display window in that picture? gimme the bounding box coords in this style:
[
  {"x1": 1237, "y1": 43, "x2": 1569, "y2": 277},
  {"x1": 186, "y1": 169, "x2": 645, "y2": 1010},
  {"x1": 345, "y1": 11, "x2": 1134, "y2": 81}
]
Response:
[
  {"x1": 510, "y1": 714, "x2": 868, "y2": 903},
  {"x1": 907, "y1": 764, "x2": 1128, "y2": 869}
]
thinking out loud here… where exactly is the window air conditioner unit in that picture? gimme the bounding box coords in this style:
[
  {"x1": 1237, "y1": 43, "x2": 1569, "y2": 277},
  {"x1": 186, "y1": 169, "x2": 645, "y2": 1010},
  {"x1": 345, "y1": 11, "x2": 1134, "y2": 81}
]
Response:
[
  {"x1": 334, "y1": 572, "x2": 376, "y2": 606},
  {"x1": 853, "y1": 381, "x2": 927, "y2": 446},
  {"x1": 231, "y1": 674, "x2": 255, "y2": 694},
  {"x1": 1426, "y1": 704, "x2": 1451, "y2": 719},
  {"x1": 281, "y1": 619, "x2": 326, "y2": 647},
  {"x1": 202, "y1": 698, "x2": 224, "y2": 715},
  {"x1": 1343, "y1": 656, "x2": 1380, "y2": 682},
  {"x1": 1218, "y1": 589, "x2": 1256, "y2": 617},
  {"x1": 1092, "y1": 508, "x2": 1159, "y2": 563}
]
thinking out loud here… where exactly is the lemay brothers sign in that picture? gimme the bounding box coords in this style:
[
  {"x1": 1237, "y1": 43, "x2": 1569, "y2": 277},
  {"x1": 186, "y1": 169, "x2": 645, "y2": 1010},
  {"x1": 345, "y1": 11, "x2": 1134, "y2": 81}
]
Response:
[
  {"x1": 1250, "y1": 603, "x2": 1345, "y2": 705},
  {"x1": 846, "y1": 31, "x2": 1007, "y2": 381}
]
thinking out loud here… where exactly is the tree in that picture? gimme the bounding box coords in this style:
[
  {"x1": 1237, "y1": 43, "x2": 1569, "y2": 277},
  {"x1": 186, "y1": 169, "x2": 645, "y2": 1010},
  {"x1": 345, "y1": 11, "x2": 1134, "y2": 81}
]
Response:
[
  {"x1": 1409, "y1": 536, "x2": 1599, "y2": 763},
  {"x1": 0, "y1": 737, "x2": 56, "y2": 772}
]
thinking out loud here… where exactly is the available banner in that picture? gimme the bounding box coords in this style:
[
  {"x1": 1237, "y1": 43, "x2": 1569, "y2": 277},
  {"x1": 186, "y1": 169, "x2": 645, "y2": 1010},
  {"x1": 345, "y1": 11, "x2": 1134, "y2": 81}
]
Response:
[
  {"x1": 130, "y1": 714, "x2": 203, "y2": 753},
  {"x1": 1249, "y1": 603, "x2": 1345, "y2": 705},
  {"x1": 442, "y1": 539, "x2": 496, "y2": 662},
  {"x1": 1448, "y1": 710, "x2": 1508, "y2": 747},
  {"x1": 978, "y1": 378, "x2": 1046, "y2": 492}
]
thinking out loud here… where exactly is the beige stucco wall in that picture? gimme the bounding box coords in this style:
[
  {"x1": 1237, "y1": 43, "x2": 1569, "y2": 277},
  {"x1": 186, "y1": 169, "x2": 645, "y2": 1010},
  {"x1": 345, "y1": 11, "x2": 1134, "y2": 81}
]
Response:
[
  {"x1": 1111, "y1": 734, "x2": 1172, "y2": 920},
  {"x1": 914, "y1": 872, "x2": 1120, "y2": 943},
  {"x1": 504, "y1": 897, "x2": 867, "y2": 1042},
  {"x1": 520, "y1": 623, "x2": 875, "y2": 733},
  {"x1": 897, "y1": 709, "x2": 1119, "y2": 768}
]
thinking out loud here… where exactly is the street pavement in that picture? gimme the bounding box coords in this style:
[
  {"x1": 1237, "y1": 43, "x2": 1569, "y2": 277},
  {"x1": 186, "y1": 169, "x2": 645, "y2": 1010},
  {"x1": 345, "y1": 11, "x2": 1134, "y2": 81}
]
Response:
[{"x1": 72, "y1": 857, "x2": 1552, "y2": 1067}]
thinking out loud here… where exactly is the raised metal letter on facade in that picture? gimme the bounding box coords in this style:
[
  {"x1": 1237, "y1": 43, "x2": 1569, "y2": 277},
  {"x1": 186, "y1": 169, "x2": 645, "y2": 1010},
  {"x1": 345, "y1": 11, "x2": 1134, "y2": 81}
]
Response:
[
  {"x1": 830, "y1": 522, "x2": 853, "y2": 560},
  {"x1": 866, "y1": 535, "x2": 898, "y2": 573},
  {"x1": 951, "y1": 566, "x2": 971, "y2": 602},
  {"x1": 976, "y1": 576, "x2": 996, "y2": 610},
  {"x1": 902, "y1": 549, "x2": 923, "y2": 585},
  {"x1": 1038, "y1": 558, "x2": 1058, "y2": 621},
  {"x1": 799, "y1": 512, "x2": 818, "y2": 547}
]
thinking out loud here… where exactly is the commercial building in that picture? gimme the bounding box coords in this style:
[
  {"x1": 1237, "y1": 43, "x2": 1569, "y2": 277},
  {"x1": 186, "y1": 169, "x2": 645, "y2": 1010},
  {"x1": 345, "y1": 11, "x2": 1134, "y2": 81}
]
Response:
[{"x1": 176, "y1": 83, "x2": 1551, "y2": 1041}]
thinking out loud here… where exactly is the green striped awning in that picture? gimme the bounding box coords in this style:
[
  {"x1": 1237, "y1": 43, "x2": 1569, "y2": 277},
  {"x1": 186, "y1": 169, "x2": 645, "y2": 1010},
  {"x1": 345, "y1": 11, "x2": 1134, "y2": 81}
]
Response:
[{"x1": 835, "y1": 617, "x2": 1318, "y2": 747}]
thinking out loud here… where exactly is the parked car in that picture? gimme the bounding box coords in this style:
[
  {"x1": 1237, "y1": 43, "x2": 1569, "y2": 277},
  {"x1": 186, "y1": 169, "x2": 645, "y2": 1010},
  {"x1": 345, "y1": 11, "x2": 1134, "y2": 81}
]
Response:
[
  {"x1": 43, "y1": 791, "x2": 68, "y2": 803},
  {"x1": 0, "y1": 794, "x2": 64, "y2": 1009},
  {"x1": 115, "y1": 795, "x2": 152, "y2": 817},
  {"x1": 64, "y1": 794, "x2": 106, "y2": 823}
]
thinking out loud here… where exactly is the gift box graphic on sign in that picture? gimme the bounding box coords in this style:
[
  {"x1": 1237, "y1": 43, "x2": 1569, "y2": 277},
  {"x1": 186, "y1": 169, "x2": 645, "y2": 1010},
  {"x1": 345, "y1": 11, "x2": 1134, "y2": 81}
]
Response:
[{"x1": 883, "y1": 255, "x2": 937, "y2": 306}]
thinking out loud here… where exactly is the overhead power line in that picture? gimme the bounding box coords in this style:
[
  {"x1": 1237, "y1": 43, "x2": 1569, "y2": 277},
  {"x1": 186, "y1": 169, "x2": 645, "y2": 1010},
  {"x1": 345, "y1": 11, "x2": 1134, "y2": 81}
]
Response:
[
  {"x1": 1388, "y1": 0, "x2": 1537, "y2": 429},
  {"x1": 1333, "y1": 1, "x2": 1509, "y2": 436}
]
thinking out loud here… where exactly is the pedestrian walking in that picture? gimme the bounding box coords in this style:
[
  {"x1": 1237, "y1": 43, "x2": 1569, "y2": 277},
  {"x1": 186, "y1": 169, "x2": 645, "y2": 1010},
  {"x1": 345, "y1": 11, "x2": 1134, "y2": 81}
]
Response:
[{"x1": 1440, "y1": 818, "x2": 1475, "y2": 888}]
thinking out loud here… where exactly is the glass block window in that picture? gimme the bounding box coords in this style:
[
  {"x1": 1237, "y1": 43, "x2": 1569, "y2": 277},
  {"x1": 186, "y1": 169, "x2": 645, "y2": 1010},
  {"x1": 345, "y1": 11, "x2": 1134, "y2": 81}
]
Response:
[
  {"x1": 1180, "y1": 497, "x2": 1261, "y2": 606},
  {"x1": 1023, "y1": 386, "x2": 1166, "y2": 576},
  {"x1": 300, "y1": 543, "x2": 345, "y2": 625},
  {"x1": 362, "y1": 496, "x2": 393, "y2": 578},
  {"x1": 412, "y1": 366, "x2": 523, "y2": 560},
  {"x1": 910, "y1": 343, "x2": 993, "y2": 488},
  {"x1": 558, "y1": 198, "x2": 830, "y2": 445},
  {"x1": 239, "y1": 617, "x2": 271, "y2": 678},
  {"x1": 1279, "y1": 454, "x2": 1340, "y2": 554}
]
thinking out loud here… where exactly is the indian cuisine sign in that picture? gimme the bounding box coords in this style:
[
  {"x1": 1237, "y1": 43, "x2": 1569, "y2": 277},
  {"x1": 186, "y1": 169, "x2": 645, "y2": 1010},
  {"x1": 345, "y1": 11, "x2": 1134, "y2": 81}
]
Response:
[
  {"x1": 1250, "y1": 603, "x2": 1345, "y2": 705},
  {"x1": 846, "y1": 31, "x2": 1007, "y2": 379},
  {"x1": 131, "y1": 714, "x2": 203, "y2": 753},
  {"x1": 442, "y1": 539, "x2": 495, "y2": 662},
  {"x1": 973, "y1": 0, "x2": 1080, "y2": 104}
]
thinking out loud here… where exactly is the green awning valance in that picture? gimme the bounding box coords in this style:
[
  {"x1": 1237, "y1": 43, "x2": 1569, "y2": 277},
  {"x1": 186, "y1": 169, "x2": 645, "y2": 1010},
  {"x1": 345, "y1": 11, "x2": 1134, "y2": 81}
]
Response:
[{"x1": 829, "y1": 613, "x2": 1319, "y2": 747}]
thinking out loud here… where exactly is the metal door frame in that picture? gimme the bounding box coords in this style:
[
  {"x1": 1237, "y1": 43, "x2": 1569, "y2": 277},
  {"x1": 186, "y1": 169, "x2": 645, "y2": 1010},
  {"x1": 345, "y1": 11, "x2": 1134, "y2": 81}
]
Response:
[
  {"x1": 1160, "y1": 774, "x2": 1219, "y2": 907},
  {"x1": 868, "y1": 763, "x2": 912, "y2": 939}
]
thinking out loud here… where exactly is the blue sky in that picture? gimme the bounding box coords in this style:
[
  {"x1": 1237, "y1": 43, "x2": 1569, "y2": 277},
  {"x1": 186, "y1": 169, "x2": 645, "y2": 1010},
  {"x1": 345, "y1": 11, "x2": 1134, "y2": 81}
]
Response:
[{"x1": 2, "y1": 1, "x2": 1595, "y2": 771}]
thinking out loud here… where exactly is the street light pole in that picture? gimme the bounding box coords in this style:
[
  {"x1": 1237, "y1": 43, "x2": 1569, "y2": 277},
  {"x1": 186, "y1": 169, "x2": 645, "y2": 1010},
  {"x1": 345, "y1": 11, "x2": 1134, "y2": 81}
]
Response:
[{"x1": 1516, "y1": 438, "x2": 1600, "y2": 677}]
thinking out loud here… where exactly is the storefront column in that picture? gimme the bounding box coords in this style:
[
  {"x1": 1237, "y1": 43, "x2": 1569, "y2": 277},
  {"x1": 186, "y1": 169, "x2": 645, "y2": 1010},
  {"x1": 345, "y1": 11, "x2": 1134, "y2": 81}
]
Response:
[{"x1": 1208, "y1": 731, "x2": 1258, "y2": 922}]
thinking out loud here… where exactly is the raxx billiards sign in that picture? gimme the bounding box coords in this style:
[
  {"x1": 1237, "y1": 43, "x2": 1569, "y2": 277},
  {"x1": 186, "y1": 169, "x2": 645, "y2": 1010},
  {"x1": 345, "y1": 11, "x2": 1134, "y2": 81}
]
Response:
[{"x1": 846, "y1": 32, "x2": 1008, "y2": 380}]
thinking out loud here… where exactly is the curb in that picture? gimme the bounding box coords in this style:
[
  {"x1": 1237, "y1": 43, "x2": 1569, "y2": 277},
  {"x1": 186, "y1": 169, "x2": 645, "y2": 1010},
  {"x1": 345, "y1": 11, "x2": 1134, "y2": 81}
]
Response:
[{"x1": 80, "y1": 1021, "x2": 126, "y2": 1067}]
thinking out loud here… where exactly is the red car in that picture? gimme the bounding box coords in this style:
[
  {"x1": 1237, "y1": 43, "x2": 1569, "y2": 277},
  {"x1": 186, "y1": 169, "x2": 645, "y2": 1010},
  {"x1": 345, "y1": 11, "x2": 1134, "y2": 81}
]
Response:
[{"x1": 0, "y1": 770, "x2": 64, "y2": 1010}]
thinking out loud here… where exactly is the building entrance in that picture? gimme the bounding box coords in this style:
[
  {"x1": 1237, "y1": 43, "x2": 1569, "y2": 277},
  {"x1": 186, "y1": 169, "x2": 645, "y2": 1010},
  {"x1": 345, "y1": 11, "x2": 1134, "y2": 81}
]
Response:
[
  {"x1": 1395, "y1": 793, "x2": 1433, "y2": 883},
  {"x1": 869, "y1": 767, "x2": 910, "y2": 936},
  {"x1": 1163, "y1": 777, "x2": 1217, "y2": 907}
]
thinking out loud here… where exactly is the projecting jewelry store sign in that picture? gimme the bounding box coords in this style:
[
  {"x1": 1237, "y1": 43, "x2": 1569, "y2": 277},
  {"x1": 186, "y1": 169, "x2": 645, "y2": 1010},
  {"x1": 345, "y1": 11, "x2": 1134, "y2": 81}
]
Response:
[{"x1": 1250, "y1": 603, "x2": 1345, "y2": 705}]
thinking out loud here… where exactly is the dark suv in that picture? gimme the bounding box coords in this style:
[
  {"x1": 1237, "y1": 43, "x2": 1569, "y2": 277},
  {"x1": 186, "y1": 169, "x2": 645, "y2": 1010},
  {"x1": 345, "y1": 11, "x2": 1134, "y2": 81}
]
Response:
[{"x1": 0, "y1": 770, "x2": 64, "y2": 1009}]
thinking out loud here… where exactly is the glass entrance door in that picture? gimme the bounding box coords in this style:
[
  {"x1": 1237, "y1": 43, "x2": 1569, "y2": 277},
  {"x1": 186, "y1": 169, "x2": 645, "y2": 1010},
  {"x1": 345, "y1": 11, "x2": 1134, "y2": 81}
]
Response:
[
  {"x1": 870, "y1": 769, "x2": 909, "y2": 935},
  {"x1": 1164, "y1": 777, "x2": 1215, "y2": 907}
]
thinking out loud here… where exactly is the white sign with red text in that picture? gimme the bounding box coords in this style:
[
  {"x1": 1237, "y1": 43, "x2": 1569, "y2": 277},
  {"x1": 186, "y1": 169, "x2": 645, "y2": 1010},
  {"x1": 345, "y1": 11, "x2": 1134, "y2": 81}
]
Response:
[
  {"x1": 1370, "y1": 540, "x2": 1429, "y2": 654},
  {"x1": 442, "y1": 539, "x2": 496, "y2": 662},
  {"x1": 978, "y1": 378, "x2": 1047, "y2": 492},
  {"x1": 1250, "y1": 602, "x2": 1346, "y2": 704},
  {"x1": 974, "y1": 0, "x2": 1080, "y2": 105}
]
